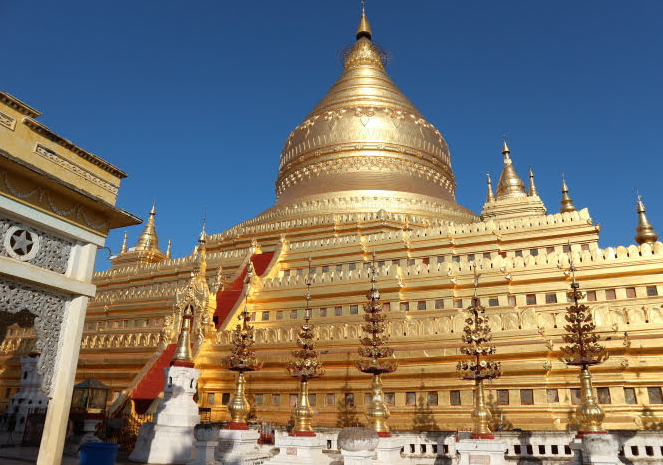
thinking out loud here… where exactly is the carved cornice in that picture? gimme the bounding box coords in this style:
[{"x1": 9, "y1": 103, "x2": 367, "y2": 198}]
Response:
[
  {"x1": 34, "y1": 143, "x2": 119, "y2": 195},
  {"x1": 0, "y1": 91, "x2": 40, "y2": 118},
  {"x1": 22, "y1": 117, "x2": 127, "y2": 179}
]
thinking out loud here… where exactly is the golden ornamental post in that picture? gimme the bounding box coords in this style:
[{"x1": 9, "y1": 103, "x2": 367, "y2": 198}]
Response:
[
  {"x1": 225, "y1": 263, "x2": 262, "y2": 430},
  {"x1": 357, "y1": 253, "x2": 397, "y2": 437},
  {"x1": 287, "y1": 258, "x2": 324, "y2": 435},
  {"x1": 560, "y1": 252, "x2": 608, "y2": 437},
  {"x1": 456, "y1": 264, "x2": 502, "y2": 439}
]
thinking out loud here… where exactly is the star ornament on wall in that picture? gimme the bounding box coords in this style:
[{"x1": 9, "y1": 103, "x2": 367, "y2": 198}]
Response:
[
  {"x1": 10, "y1": 229, "x2": 35, "y2": 256},
  {"x1": 4, "y1": 225, "x2": 40, "y2": 261}
]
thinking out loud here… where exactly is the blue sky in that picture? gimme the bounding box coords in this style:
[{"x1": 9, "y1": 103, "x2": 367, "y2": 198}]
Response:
[{"x1": 2, "y1": 1, "x2": 662, "y2": 270}]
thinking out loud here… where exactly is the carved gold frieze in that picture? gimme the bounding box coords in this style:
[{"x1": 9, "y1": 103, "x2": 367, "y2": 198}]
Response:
[
  {"x1": 276, "y1": 154, "x2": 455, "y2": 199},
  {"x1": 0, "y1": 169, "x2": 110, "y2": 234},
  {"x1": 34, "y1": 143, "x2": 119, "y2": 195}
]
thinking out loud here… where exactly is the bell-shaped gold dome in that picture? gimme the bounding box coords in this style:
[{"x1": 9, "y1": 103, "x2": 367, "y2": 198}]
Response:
[{"x1": 246, "y1": 10, "x2": 478, "y2": 229}]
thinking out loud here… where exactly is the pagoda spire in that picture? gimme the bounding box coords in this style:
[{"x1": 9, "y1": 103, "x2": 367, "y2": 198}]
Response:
[
  {"x1": 171, "y1": 305, "x2": 194, "y2": 367},
  {"x1": 356, "y1": 0, "x2": 372, "y2": 40},
  {"x1": 485, "y1": 173, "x2": 495, "y2": 203},
  {"x1": 192, "y1": 224, "x2": 207, "y2": 276},
  {"x1": 165, "y1": 238, "x2": 172, "y2": 259},
  {"x1": 119, "y1": 231, "x2": 128, "y2": 254},
  {"x1": 134, "y1": 202, "x2": 161, "y2": 252},
  {"x1": 496, "y1": 136, "x2": 527, "y2": 199},
  {"x1": 635, "y1": 194, "x2": 658, "y2": 245},
  {"x1": 559, "y1": 176, "x2": 578, "y2": 213},
  {"x1": 528, "y1": 166, "x2": 539, "y2": 197}
]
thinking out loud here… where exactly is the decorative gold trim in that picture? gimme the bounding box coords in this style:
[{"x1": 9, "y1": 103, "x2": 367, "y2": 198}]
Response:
[
  {"x1": 0, "y1": 169, "x2": 110, "y2": 234},
  {"x1": 22, "y1": 117, "x2": 127, "y2": 178},
  {"x1": 35, "y1": 143, "x2": 119, "y2": 195}
]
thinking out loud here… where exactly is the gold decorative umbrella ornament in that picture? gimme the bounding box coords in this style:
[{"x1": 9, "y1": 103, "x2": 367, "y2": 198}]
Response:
[
  {"x1": 456, "y1": 264, "x2": 502, "y2": 439},
  {"x1": 356, "y1": 253, "x2": 397, "y2": 436},
  {"x1": 560, "y1": 250, "x2": 608, "y2": 436},
  {"x1": 225, "y1": 262, "x2": 262, "y2": 429},
  {"x1": 287, "y1": 258, "x2": 324, "y2": 435}
]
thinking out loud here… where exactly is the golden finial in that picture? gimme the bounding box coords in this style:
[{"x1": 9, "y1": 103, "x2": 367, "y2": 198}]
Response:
[
  {"x1": 528, "y1": 166, "x2": 539, "y2": 197},
  {"x1": 356, "y1": 0, "x2": 372, "y2": 40},
  {"x1": 165, "y1": 238, "x2": 172, "y2": 259},
  {"x1": 193, "y1": 226, "x2": 207, "y2": 276},
  {"x1": 171, "y1": 305, "x2": 194, "y2": 366},
  {"x1": 200, "y1": 207, "x2": 207, "y2": 243},
  {"x1": 496, "y1": 136, "x2": 527, "y2": 199},
  {"x1": 119, "y1": 231, "x2": 128, "y2": 254},
  {"x1": 501, "y1": 135, "x2": 510, "y2": 157},
  {"x1": 134, "y1": 203, "x2": 161, "y2": 252},
  {"x1": 635, "y1": 193, "x2": 658, "y2": 245},
  {"x1": 485, "y1": 173, "x2": 495, "y2": 203},
  {"x1": 559, "y1": 175, "x2": 577, "y2": 213}
]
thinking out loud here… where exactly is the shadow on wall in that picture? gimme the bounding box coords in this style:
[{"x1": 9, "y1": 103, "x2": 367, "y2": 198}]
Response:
[
  {"x1": 515, "y1": 431, "x2": 542, "y2": 465},
  {"x1": 640, "y1": 406, "x2": 663, "y2": 430},
  {"x1": 336, "y1": 364, "x2": 362, "y2": 428},
  {"x1": 412, "y1": 392, "x2": 439, "y2": 432},
  {"x1": 485, "y1": 392, "x2": 512, "y2": 432}
]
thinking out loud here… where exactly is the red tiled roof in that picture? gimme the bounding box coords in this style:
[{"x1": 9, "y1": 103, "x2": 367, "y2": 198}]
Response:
[
  {"x1": 130, "y1": 343, "x2": 177, "y2": 413},
  {"x1": 214, "y1": 252, "x2": 274, "y2": 329}
]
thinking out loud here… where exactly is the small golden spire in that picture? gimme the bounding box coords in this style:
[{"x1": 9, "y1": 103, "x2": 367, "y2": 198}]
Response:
[
  {"x1": 485, "y1": 173, "x2": 495, "y2": 203},
  {"x1": 134, "y1": 203, "x2": 161, "y2": 252},
  {"x1": 502, "y1": 136, "x2": 510, "y2": 157},
  {"x1": 528, "y1": 166, "x2": 539, "y2": 197},
  {"x1": 171, "y1": 305, "x2": 194, "y2": 366},
  {"x1": 165, "y1": 238, "x2": 172, "y2": 259},
  {"x1": 496, "y1": 136, "x2": 527, "y2": 199},
  {"x1": 192, "y1": 226, "x2": 207, "y2": 276},
  {"x1": 356, "y1": 0, "x2": 372, "y2": 40},
  {"x1": 560, "y1": 175, "x2": 577, "y2": 213},
  {"x1": 635, "y1": 194, "x2": 658, "y2": 245},
  {"x1": 119, "y1": 231, "x2": 128, "y2": 254}
]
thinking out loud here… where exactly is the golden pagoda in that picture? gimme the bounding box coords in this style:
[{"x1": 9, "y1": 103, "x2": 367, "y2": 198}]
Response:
[{"x1": 3, "y1": 6, "x2": 663, "y2": 439}]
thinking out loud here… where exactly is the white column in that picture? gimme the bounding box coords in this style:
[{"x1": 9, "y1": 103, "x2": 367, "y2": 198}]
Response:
[{"x1": 36, "y1": 242, "x2": 98, "y2": 465}]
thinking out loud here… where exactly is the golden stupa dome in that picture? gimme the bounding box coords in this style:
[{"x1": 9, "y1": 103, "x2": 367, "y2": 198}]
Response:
[{"x1": 234, "y1": 9, "x2": 478, "y2": 232}]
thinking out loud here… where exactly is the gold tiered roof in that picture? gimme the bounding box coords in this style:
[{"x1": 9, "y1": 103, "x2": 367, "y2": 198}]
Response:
[{"x1": 256, "y1": 9, "x2": 478, "y2": 225}]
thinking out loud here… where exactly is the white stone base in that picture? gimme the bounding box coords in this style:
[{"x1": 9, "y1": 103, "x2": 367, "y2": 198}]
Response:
[
  {"x1": 129, "y1": 423, "x2": 196, "y2": 464},
  {"x1": 455, "y1": 438, "x2": 507, "y2": 465},
  {"x1": 570, "y1": 435, "x2": 621, "y2": 465},
  {"x1": 265, "y1": 433, "x2": 327, "y2": 465},
  {"x1": 216, "y1": 429, "x2": 270, "y2": 465},
  {"x1": 189, "y1": 439, "x2": 220, "y2": 465},
  {"x1": 341, "y1": 449, "x2": 374, "y2": 465},
  {"x1": 129, "y1": 366, "x2": 201, "y2": 464},
  {"x1": 374, "y1": 435, "x2": 407, "y2": 463}
]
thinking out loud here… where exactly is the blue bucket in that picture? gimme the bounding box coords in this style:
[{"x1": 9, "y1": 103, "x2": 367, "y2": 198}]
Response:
[{"x1": 79, "y1": 442, "x2": 119, "y2": 465}]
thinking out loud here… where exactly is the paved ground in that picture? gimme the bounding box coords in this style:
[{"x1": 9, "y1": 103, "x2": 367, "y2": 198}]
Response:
[
  {"x1": 0, "y1": 430, "x2": 142, "y2": 464},
  {"x1": 0, "y1": 445, "x2": 137, "y2": 464}
]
